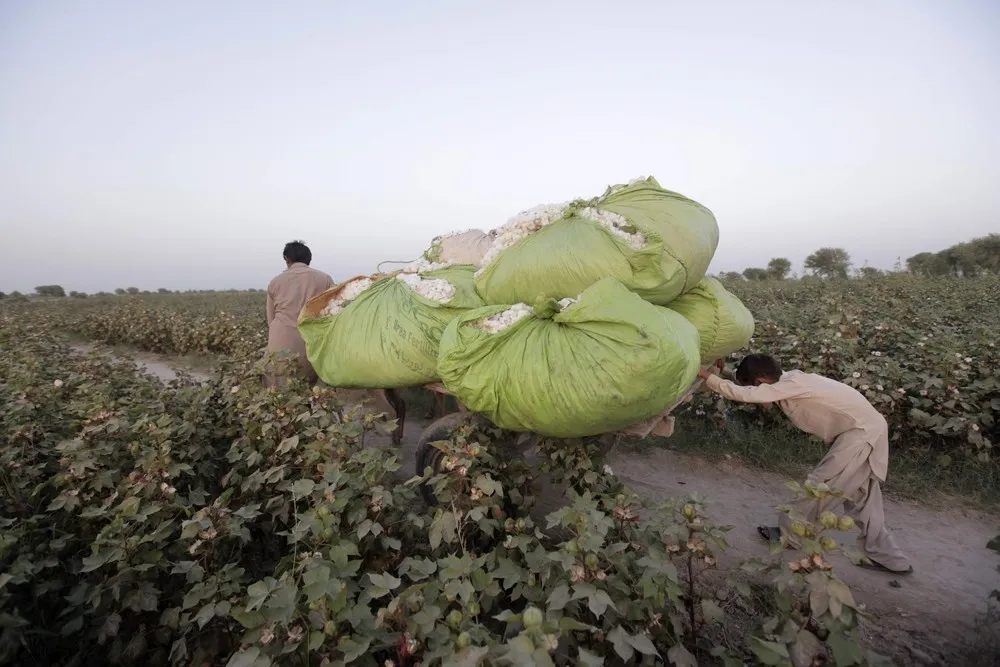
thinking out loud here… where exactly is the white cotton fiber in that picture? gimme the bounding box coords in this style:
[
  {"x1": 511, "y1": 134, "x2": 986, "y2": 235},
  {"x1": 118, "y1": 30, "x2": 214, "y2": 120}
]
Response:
[
  {"x1": 476, "y1": 203, "x2": 570, "y2": 275},
  {"x1": 396, "y1": 273, "x2": 456, "y2": 303},
  {"x1": 475, "y1": 303, "x2": 534, "y2": 334},
  {"x1": 578, "y1": 207, "x2": 647, "y2": 249},
  {"x1": 320, "y1": 278, "x2": 374, "y2": 317}
]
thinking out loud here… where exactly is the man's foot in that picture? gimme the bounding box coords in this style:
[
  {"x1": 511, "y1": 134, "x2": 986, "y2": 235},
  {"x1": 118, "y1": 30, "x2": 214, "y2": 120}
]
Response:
[
  {"x1": 757, "y1": 526, "x2": 781, "y2": 543},
  {"x1": 859, "y1": 558, "x2": 914, "y2": 575}
]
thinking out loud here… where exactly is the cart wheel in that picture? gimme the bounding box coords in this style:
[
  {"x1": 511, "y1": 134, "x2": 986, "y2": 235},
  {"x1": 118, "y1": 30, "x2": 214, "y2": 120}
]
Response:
[{"x1": 415, "y1": 413, "x2": 487, "y2": 504}]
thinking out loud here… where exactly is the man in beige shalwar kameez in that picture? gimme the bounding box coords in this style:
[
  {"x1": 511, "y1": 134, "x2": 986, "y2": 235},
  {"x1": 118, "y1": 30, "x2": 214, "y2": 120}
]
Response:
[
  {"x1": 700, "y1": 354, "x2": 912, "y2": 574},
  {"x1": 266, "y1": 241, "x2": 334, "y2": 386}
]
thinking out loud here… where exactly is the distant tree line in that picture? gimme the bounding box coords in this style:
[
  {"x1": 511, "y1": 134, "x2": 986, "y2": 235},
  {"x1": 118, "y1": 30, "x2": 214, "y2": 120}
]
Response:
[
  {"x1": 719, "y1": 233, "x2": 998, "y2": 283},
  {"x1": 905, "y1": 234, "x2": 999, "y2": 277},
  {"x1": 9, "y1": 235, "x2": 996, "y2": 296},
  {"x1": 1, "y1": 286, "x2": 266, "y2": 300}
]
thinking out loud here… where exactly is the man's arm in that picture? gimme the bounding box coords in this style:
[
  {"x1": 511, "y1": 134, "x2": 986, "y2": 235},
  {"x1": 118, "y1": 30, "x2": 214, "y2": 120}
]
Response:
[
  {"x1": 266, "y1": 287, "x2": 276, "y2": 325},
  {"x1": 703, "y1": 374, "x2": 807, "y2": 404}
]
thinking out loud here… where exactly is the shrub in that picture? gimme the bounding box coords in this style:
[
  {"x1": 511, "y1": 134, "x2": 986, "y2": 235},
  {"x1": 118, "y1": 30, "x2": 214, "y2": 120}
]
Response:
[{"x1": 0, "y1": 315, "x2": 887, "y2": 666}]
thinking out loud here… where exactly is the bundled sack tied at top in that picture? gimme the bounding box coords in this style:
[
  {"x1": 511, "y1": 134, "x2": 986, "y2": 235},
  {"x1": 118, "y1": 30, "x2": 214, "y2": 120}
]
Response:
[
  {"x1": 436, "y1": 278, "x2": 703, "y2": 438},
  {"x1": 297, "y1": 265, "x2": 484, "y2": 388},
  {"x1": 473, "y1": 176, "x2": 720, "y2": 306},
  {"x1": 296, "y1": 174, "x2": 754, "y2": 422}
]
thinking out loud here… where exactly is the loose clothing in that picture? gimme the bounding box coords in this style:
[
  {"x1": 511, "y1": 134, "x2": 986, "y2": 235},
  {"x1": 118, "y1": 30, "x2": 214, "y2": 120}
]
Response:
[
  {"x1": 705, "y1": 371, "x2": 910, "y2": 571},
  {"x1": 266, "y1": 263, "x2": 334, "y2": 384}
]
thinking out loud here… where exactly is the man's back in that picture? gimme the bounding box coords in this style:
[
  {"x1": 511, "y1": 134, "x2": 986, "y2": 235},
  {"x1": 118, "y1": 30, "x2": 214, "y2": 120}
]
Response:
[
  {"x1": 267, "y1": 263, "x2": 334, "y2": 329},
  {"x1": 774, "y1": 371, "x2": 887, "y2": 445},
  {"x1": 266, "y1": 262, "x2": 334, "y2": 383}
]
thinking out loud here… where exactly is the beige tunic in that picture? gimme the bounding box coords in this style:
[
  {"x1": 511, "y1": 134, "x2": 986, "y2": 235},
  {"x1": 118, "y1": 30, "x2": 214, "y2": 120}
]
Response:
[
  {"x1": 705, "y1": 370, "x2": 910, "y2": 571},
  {"x1": 266, "y1": 263, "x2": 335, "y2": 382},
  {"x1": 704, "y1": 370, "x2": 889, "y2": 480}
]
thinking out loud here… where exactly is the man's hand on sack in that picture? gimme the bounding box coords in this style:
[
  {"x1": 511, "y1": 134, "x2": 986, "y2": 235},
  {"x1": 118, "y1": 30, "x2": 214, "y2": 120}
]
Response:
[{"x1": 697, "y1": 359, "x2": 726, "y2": 380}]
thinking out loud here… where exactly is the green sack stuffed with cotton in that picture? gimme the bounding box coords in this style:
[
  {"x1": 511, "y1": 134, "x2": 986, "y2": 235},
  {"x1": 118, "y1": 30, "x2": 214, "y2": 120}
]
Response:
[
  {"x1": 474, "y1": 176, "x2": 719, "y2": 306},
  {"x1": 298, "y1": 265, "x2": 484, "y2": 388},
  {"x1": 437, "y1": 277, "x2": 701, "y2": 438},
  {"x1": 667, "y1": 276, "x2": 754, "y2": 362}
]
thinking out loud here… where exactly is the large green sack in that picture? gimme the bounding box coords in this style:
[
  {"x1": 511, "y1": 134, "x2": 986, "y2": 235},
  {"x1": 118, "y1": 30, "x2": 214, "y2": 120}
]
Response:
[
  {"x1": 474, "y1": 176, "x2": 719, "y2": 306},
  {"x1": 667, "y1": 277, "x2": 754, "y2": 362},
  {"x1": 298, "y1": 266, "x2": 484, "y2": 388},
  {"x1": 437, "y1": 277, "x2": 701, "y2": 437}
]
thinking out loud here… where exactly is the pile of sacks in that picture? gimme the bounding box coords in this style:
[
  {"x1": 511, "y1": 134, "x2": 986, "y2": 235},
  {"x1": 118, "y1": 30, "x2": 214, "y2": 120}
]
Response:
[{"x1": 298, "y1": 176, "x2": 753, "y2": 438}]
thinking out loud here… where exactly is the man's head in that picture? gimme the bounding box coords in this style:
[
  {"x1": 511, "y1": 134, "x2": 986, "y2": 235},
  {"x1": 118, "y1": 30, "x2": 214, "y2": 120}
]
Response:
[
  {"x1": 734, "y1": 354, "x2": 783, "y2": 386},
  {"x1": 283, "y1": 241, "x2": 312, "y2": 267}
]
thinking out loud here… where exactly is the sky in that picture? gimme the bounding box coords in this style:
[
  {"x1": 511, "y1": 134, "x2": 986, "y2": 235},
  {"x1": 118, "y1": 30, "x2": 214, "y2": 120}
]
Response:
[{"x1": 1, "y1": 1, "x2": 998, "y2": 293}]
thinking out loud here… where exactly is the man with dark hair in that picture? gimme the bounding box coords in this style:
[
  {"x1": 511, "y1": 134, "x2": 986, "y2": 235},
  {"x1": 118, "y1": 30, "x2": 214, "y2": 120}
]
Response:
[
  {"x1": 282, "y1": 241, "x2": 312, "y2": 266},
  {"x1": 266, "y1": 241, "x2": 334, "y2": 385},
  {"x1": 698, "y1": 354, "x2": 912, "y2": 574}
]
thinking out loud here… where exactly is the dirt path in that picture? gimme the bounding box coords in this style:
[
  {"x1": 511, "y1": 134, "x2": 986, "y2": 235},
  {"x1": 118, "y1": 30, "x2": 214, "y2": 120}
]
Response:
[
  {"x1": 367, "y1": 406, "x2": 997, "y2": 663},
  {"x1": 611, "y1": 448, "x2": 998, "y2": 664},
  {"x1": 74, "y1": 345, "x2": 998, "y2": 663}
]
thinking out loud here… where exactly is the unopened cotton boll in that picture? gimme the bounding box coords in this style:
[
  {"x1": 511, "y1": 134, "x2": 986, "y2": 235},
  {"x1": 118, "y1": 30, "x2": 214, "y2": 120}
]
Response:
[
  {"x1": 396, "y1": 274, "x2": 456, "y2": 303},
  {"x1": 475, "y1": 303, "x2": 534, "y2": 334},
  {"x1": 320, "y1": 278, "x2": 374, "y2": 317}
]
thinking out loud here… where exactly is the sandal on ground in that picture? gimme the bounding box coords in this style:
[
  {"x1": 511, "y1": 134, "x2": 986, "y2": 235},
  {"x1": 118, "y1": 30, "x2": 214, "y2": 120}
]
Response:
[
  {"x1": 859, "y1": 559, "x2": 914, "y2": 575},
  {"x1": 757, "y1": 526, "x2": 781, "y2": 542}
]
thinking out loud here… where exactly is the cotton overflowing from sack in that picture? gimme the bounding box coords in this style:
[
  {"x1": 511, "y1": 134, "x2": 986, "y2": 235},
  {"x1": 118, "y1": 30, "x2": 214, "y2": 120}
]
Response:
[
  {"x1": 298, "y1": 174, "x2": 755, "y2": 439},
  {"x1": 437, "y1": 278, "x2": 702, "y2": 438},
  {"x1": 298, "y1": 266, "x2": 485, "y2": 388},
  {"x1": 474, "y1": 176, "x2": 720, "y2": 306},
  {"x1": 667, "y1": 276, "x2": 755, "y2": 362}
]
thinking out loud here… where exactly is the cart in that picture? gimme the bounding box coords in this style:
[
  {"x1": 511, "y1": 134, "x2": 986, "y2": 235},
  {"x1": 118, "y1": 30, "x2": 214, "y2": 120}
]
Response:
[{"x1": 407, "y1": 370, "x2": 712, "y2": 482}]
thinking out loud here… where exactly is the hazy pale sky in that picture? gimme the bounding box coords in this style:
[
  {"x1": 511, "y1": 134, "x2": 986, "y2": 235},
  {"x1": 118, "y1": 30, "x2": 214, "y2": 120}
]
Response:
[{"x1": 1, "y1": 1, "x2": 998, "y2": 293}]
